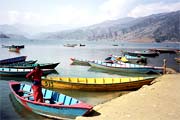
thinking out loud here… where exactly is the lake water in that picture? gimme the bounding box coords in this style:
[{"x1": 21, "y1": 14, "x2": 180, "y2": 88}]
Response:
[{"x1": 0, "y1": 38, "x2": 179, "y2": 120}]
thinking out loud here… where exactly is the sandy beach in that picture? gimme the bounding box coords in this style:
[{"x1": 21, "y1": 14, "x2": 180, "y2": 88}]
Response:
[{"x1": 77, "y1": 73, "x2": 180, "y2": 120}]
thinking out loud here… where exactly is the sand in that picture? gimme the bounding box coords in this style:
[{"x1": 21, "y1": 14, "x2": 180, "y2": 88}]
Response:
[{"x1": 76, "y1": 73, "x2": 180, "y2": 120}]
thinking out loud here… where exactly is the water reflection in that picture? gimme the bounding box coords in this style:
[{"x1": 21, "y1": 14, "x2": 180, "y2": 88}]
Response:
[{"x1": 9, "y1": 93, "x2": 49, "y2": 120}]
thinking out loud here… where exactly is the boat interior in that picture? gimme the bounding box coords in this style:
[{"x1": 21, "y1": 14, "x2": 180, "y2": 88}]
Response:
[{"x1": 12, "y1": 83, "x2": 80, "y2": 105}]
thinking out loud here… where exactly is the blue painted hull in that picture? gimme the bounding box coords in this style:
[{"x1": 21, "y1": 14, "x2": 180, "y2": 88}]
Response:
[
  {"x1": 27, "y1": 102, "x2": 90, "y2": 119},
  {"x1": 9, "y1": 82, "x2": 93, "y2": 119}
]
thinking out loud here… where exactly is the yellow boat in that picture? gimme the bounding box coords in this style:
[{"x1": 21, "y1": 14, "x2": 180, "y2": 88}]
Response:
[{"x1": 42, "y1": 76, "x2": 157, "y2": 91}]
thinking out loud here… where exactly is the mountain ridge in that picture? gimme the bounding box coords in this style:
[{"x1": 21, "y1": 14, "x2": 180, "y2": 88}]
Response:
[{"x1": 41, "y1": 10, "x2": 180, "y2": 42}]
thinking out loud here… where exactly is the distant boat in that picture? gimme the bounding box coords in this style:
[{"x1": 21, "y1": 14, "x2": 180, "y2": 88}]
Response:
[
  {"x1": 112, "y1": 44, "x2": 118, "y2": 46},
  {"x1": 2, "y1": 45, "x2": 24, "y2": 49},
  {"x1": 70, "y1": 58, "x2": 92, "y2": 66},
  {"x1": 8, "y1": 47, "x2": 20, "y2": 53},
  {"x1": 124, "y1": 50, "x2": 159, "y2": 57},
  {"x1": 0, "y1": 56, "x2": 27, "y2": 65},
  {"x1": 9, "y1": 81, "x2": 93, "y2": 119},
  {"x1": 79, "y1": 44, "x2": 86, "y2": 47},
  {"x1": 149, "y1": 48, "x2": 178, "y2": 53},
  {"x1": 64, "y1": 44, "x2": 77, "y2": 47},
  {"x1": 89, "y1": 60, "x2": 163, "y2": 74},
  {"x1": 42, "y1": 76, "x2": 156, "y2": 91},
  {"x1": 174, "y1": 58, "x2": 180, "y2": 63},
  {"x1": 106, "y1": 55, "x2": 147, "y2": 64}
]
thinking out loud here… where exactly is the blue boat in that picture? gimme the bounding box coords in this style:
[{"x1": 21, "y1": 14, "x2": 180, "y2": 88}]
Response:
[
  {"x1": 0, "y1": 67, "x2": 56, "y2": 76},
  {"x1": 89, "y1": 60, "x2": 163, "y2": 74},
  {"x1": 9, "y1": 81, "x2": 93, "y2": 119},
  {"x1": 0, "y1": 56, "x2": 27, "y2": 65}
]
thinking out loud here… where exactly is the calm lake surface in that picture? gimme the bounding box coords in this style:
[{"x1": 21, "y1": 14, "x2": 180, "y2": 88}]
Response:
[{"x1": 0, "y1": 39, "x2": 179, "y2": 120}]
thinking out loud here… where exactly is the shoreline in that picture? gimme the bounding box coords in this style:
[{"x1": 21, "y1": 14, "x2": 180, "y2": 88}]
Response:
[{"x1": 77, "y1": 73, "x2": 180, "y2": 120}]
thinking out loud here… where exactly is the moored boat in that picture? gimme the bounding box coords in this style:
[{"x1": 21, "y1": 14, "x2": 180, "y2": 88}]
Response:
[
  {"x1": 8, "y1": 47, "x2": 20, "y2": 53},
  {"x1": 64, "y1": 44, "x2": 77, "y2": 47},
  {"x1": 89, "y1": 60, "x2": 163, "y2": 74},
  {"x1": 1, "y1": 62, "x2": 60, "y2": 69},
  {"x1": 2, "y1": 45, "x2": 24, "y2": 49},
  {"x1": 3, "y1": 60, "x2": 38, "y2": 67},
  {"x1": 70, "y1": 58, "x2": 92, "y2": 66},
  {"x1": 149, "y1": 48, "x2": 178, "y2": 53},
  {"x1": 0, "y1": 68, "x2": 56, "y2": 77},
  {"x1": 0, "y1": 56, "x2": 27, "y2": 65},
  {"x1": 42, "y1": 76, "x2": 157, "y2": 91},
  {"x1": 174, "y1": 58, "x2": 180, "y2": 63},
  {"x1": 124, "y1": 50, "x2": 159, "y2": 57},
  {"x1": 107, "y1": 55, "x2": 147, "y2": 64},
  {"x1": 9, "y1": 81, "x2": 93, "y2": 119}
]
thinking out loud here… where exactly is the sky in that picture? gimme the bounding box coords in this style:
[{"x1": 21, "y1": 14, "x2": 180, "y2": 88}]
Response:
[{"x1": 0, "y1": 0, "x2": 180, "y2": 27}]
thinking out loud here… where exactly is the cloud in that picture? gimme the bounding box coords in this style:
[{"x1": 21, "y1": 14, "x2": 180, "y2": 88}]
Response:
[
  {"x1": 98, "y1": 0, "x2": 136, "y2": 20},
  {"x1": 8, "y1": 11, "x2": 20, "y2": 24},
  {"x1": 128, "y1": 2, "x2": 180, "y2": 18}
]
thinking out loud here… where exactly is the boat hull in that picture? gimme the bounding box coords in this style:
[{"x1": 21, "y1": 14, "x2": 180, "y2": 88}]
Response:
[
  {"x1": 89, "y1": 61, "x2": 163, "y2": 74},
  {"x1": 71, "y1": 58, "x2": 90, "y2": 66},
  {"x1": 42, "y1": 77, "x2": 156, "y2": 91},
  {"x1": 0, "y1": 56, "x2": 27, "y2": 65},
  {"x1": 0, "y1": 68, "x2": 56, "y2": 76},
  {"x1": 9, "y1": 82, "x2": 92, "y2": 119},
  {"x1": 2, "y1": 62, "x2": 59, "y2": 69},
  {"x1": 124, "y1": 51, "x2": 159, "y2": 57}
]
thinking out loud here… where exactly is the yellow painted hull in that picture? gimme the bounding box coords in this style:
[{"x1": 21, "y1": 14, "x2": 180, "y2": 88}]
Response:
[{"x1": 42, "y1": 76, "x2": 156, "y2": 91}]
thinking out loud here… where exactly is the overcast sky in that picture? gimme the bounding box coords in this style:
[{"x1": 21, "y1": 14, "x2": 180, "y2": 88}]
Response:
[{"x1": 0, "y1": 0, "x2": 180, "y2": 27}]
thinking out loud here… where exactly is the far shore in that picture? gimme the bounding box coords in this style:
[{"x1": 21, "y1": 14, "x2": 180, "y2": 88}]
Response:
[{"x1": 77, "y1": 73, "x2": 180, "y2": 120}]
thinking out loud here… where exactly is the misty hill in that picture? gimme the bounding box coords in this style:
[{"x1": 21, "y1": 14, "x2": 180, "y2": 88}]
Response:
[
  {"x1": 0, "y1": 24, "x2": 27, "y2": 39},
  {"x1": 41, "y1": 10, "x2": 180, "y2": 42}
]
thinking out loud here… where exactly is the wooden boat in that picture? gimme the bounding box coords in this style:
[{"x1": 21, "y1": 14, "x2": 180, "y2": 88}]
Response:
[
  {"x1": 79, "y1": 44, "x2": 86, "y2": 47},
  {"x1": 2, "y1": 62, "x2": 60, "y2": 69},
  {"x1": 64, "y1": 44, "x2": 77, "y2": 47},
  {"x1": 70, "y1": 55, "x2": 147, "y2": 66},
  {"x1": 149, "y1": 48, "x2": 178, "y2": 53},
  {"x1": 2, "y1": 45, "x2": 24, "y2": 49},
  {"x1": 175, "y1": 50, "x2": 180, "y2": 55},
  {"x1": 124, "y1": 50, "x2": 159, "y2": 57},
  {"x1": 4, "y1": 60, "x2": 38, "y2": 66},
  {"x1": 106, "y1": 55, "x2": 147, "y2": 64},
  {"x1": 112, "y1": 44, "x2": 118, "y2": 46},
  {"x1": 70, "y1": 58, "x2": 92, "y2": 66},
  {"x1": 9, "y1": 81, "x2": 93, "y2": 119},
  {"x1": 175, "y1": 58, "x2": 180, "y2": 63},
  {"x1": 0, "y1": 68, "x2": 56, "y2": 77},
  {"x1": 0, "y1": 56, "x2": 27, "y2": 65},
  {"x1": 8, "y1": 47, "x2": 20, "y2": 53},
  {"x1": 42, "y1": 76, "x2": 156, "y2": 91},
  {"x1": 89, "y1": 60, "x2": 163, "y2": 74}
]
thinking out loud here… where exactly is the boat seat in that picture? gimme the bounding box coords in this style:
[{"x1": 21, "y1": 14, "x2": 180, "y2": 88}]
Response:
[
  {"x1": 64, "y1": 96, "x2": 72, "y2": 105},
  {"x1": 43, "y1": 89, "x2": 53, "y2": 100},
  {"x1": 51, "y1": 92, "x2": 59, "y2": 101},
  {"x1": 57, "y1": 94, "x2": 66, "y2": 104},
  {"x1": 70, "y1": 98, "x2": 79, "y2": 105},
  {"x1": 22, "y1": 84, "x2": 32, "y2": 93}
]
